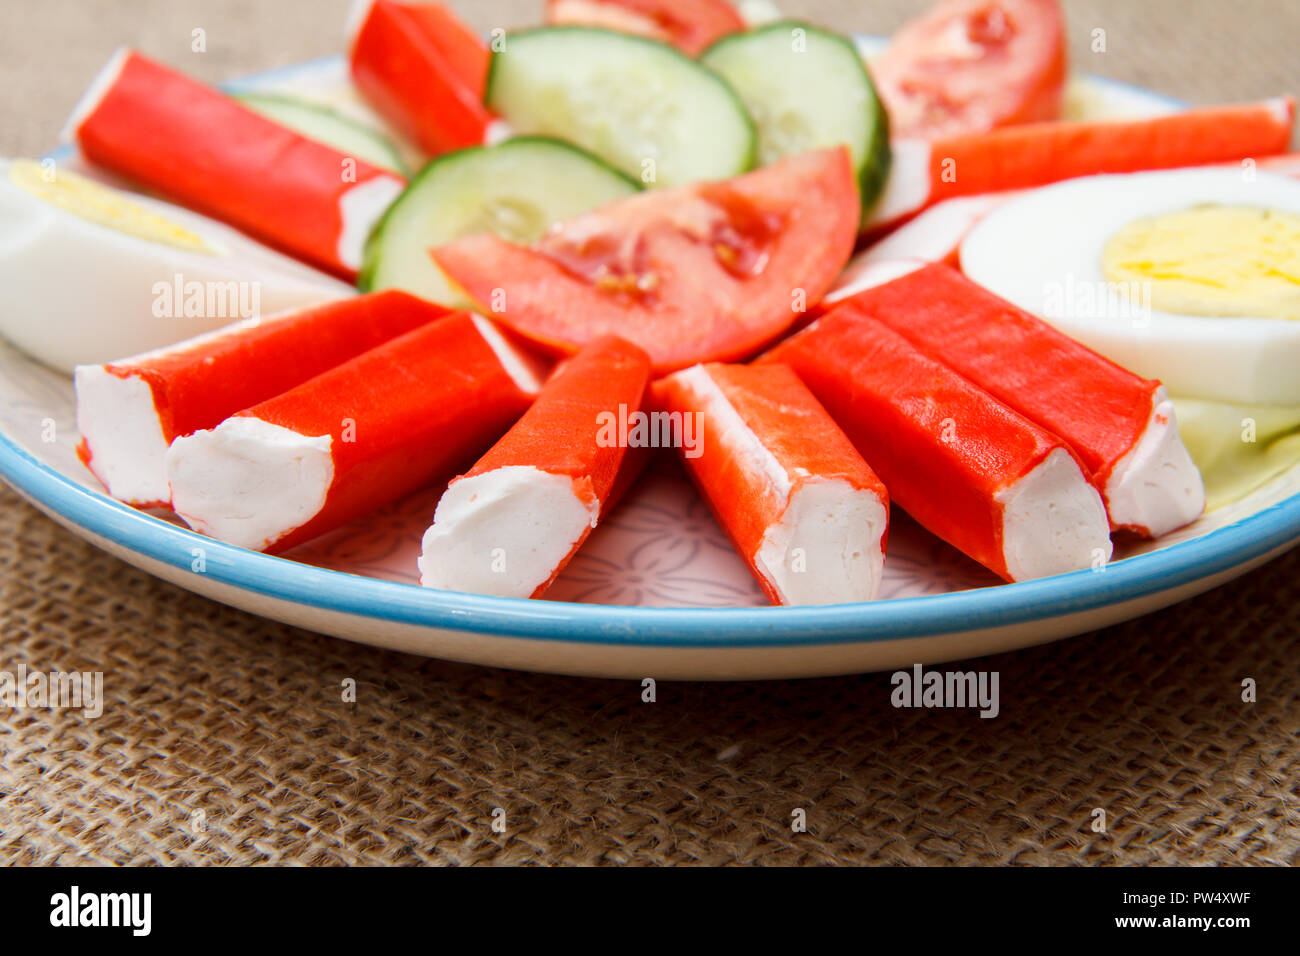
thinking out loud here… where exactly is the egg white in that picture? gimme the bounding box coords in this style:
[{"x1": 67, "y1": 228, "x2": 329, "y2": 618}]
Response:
[
  {"x1": 960, "y1": 167, "x2": 1300, "y2": 405},
  {"x1": 0, "y1": 158, "x2": 354, "y2": 372}
]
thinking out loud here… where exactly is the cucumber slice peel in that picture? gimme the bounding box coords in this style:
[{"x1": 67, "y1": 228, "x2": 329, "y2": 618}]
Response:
[
  {"x1": 486, "y1": 26, "x2": 757, "y2": 188},
  {"x1": 359, "y1": 136, "x2": 641, "y2": 305},
  {"x1": 701, "y1": 21, "x2": 891, "y2": 212}
]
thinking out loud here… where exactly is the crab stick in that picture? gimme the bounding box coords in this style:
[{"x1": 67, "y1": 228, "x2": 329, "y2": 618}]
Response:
[
  {"x1": 75, "y1": 291, "x2": 449, "y2": 508},
  {"x1": 854, "y1": 152, "x2": 1300, "y2": 264},
  {"x1": 830, "y1": 193, "x2": 1017, "y2": 308},
  {"x1": 654, "y1": 363, "x2": 890, "y2": 605},
  {"x1": 65, "y1": 49, "x2": 405, "y2": 278},
  {"x1": 841, "y1": 152, "x2": 1300, "y2": 304},
  {"x1": 763, "y1": 313, "x2": 1112, "y2": 582},
  {"x1": 419, "y1": 336, "x2": 651, "y2": 598},
  {"x1": 806, "y1": 195, "x2": 1011, "y2": 328},
  {"x1": 866, "y1": 98, "x2": 1296, "y2": 231},
  {"x1": 841, "y1": 150, "x2": 1300, "y2": 305},
  {"x1": 837, "y1": 263, "x2": 1205, "y2": 537},
  {"x1": 348, "y1": 0, "x2": 495, "y2": 156},
  {"x1": 165, "y1": 312, "x2": 543, "y2": 553}
]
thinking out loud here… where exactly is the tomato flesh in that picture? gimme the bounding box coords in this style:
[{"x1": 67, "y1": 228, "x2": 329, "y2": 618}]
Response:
[
  {"x1": 538, "y1": 180, "x2": 785, "y2": 297},
  {"x1": 432, "y1": 148, "x2": 860, "y2": 373},
  {"x1": 870, "y1": 0, "x2": 1067, "y2": 139}
]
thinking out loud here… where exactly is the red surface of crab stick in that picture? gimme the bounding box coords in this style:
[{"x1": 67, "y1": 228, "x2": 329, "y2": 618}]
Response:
[
  {"x1": 348, "y1": 0, "x2": 495, "y2": 156},
  {"x1": 763, "y1": 313, "x2": 1113, "y2": 583},
  {"x1": 165, "y1": 312, "x2": 544, "y2": 554},
  {"x1": 833, "y1": 263, "x2": 1205, "y2": 537},
  {"x1": 865, "y1": 98, "x2": 1296, "y2": 230},
  {"x1": 654, "y1": 363, "x2": 890, "y2": 606},
  {"x1": 74, "y1": 292, "x2": 449, "y2": 509},
  {"x1": 419, "y1": 336, "x2": 652, "y2": 598},
  {"x1": 65, "y1": 49, "x2": 406, "y2": 278}
]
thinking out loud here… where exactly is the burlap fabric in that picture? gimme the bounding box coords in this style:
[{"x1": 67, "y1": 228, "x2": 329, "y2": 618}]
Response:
[{"x1": 1, "y1": 0, "x2": 1297, "y2": 866}]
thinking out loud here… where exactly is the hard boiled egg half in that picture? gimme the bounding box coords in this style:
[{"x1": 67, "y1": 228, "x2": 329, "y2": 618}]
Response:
[
  {"x1": 960, "y1": 167, "x2": 1300, "y2": 405},
  {"x1": 0, "y1": 158, "x2": 353, "y2": 372}
]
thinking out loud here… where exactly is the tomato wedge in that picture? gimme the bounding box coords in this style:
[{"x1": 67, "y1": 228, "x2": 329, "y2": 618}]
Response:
[
  {"x1": 869, "y1": 0, "x2": 1067, "y2": 139},
  {"x1": 545, "y1": 0, "x2": 745, "y2": 57},
  {"x1": 432, "y1": 147, "x2": 860, "y2": 373}
]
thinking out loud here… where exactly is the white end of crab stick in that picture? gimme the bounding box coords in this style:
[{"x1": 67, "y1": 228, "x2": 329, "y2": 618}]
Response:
[
  {"x1": 1104, "y1": 387, "x2": 1205, "y2": 536},
  {"x1": 469, "y1": 313, "x2": 548, "y2": 395},
  {"x1": 864, "y1": 138, "x2": 933, "y2": 229},
  {"x1": 755, "y1": 477, "x2": 889, "y2": 606},
  {"x1": 824, "y1": 258, "x2": 925, "y2": 309},
  {"x1": 764, "y1": 312, "x2": 1111, "y2": 582},
  {"x1": 997, "y1": 448, "x2": 1113, "y2": 581},
  {"x1": 419, "y1": 466, "x2": 599, "y2": 598},
  {"x1": 690, "y1": 366, "x2": 887, "y2": 605},
  {"x1": 832, "y1": 262, "x2": 1205, "y2": 537},
  {"x1": 343, "y1": 0, "x2": 378, "y2": 48},
  {"x1": 74, "y1": 293, "x2": 450, "y2": 508},
  {"x1": 73, "y1": 365, "x2": 171, "y2": 506},
  {"x1": 656, "y1": 363, "x2": 889, "y2": 605},
  {"x1": 859, "y1": 193, "x2": 1014, "y2": 267},
  {"x1": 420, "y1": 336, "x2": 651, "y2": 598},
  {"x1": 165, "y1": 312, "x2": 541, "y2": 554},
  {"x1": 167, "y1": 418, "x2": 335, "y2": 551},
  {"x1": 58, "y1": 46, "x2": 130, "y2": 144},
  {"x1": 336, "y1": 176, "x2": 405, "y2": 272},
  {"x1": 826, "y1": 192, "x2": 1016, "y2": 309}
]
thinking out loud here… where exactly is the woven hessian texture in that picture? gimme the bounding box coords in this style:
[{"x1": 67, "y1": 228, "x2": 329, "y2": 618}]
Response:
[{"x1": 1, "y1": 0, "x2": 1298, "y2": 865}]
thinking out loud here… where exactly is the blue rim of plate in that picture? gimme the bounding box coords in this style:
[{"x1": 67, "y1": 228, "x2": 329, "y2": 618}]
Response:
[
  {"x1": 5, "y1": 52, "x2": 1293, "y2": 650},
  {"x1": 4, "y1": 436, "x2": 1299, "y2": 648}
]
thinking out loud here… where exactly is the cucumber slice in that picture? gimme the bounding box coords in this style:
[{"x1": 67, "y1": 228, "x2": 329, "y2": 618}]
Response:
[
  {"x1": 486, "y1": 27, "x2": 756, "y2": 188},
  {"x1": 359, "y1": 136, "x2": 641, "y2": 305},
  {"x1": 235, "y1": 92, "x2": 408, "y2": 176},
  {"x1": 701, "y1": 21, "x2": 891, "y2": 211}
]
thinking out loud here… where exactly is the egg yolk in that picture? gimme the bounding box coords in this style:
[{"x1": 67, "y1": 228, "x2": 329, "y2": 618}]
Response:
[
  {"x1": 1102, "y1": 204, "x2": 1300, "y2": 321},
  {"x1": 9, "y1": 159, "x2": 214, "y2": 254}
]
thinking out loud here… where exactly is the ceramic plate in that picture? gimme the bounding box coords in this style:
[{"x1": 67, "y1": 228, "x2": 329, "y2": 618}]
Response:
[{"x1": 2, "y1": 50, "x2": 1297, "y2": 679}]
